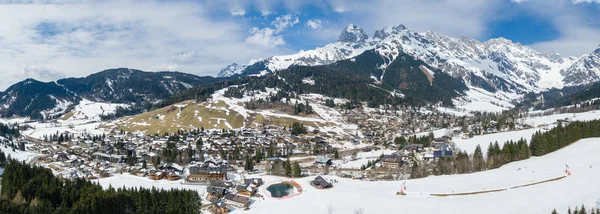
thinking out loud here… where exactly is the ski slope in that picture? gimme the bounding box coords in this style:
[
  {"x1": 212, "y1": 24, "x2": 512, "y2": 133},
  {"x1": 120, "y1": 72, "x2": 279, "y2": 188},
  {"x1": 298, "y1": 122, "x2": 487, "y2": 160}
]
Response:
[{"x1": 242, "y1": 138, "x2": 600, "y2": 214}]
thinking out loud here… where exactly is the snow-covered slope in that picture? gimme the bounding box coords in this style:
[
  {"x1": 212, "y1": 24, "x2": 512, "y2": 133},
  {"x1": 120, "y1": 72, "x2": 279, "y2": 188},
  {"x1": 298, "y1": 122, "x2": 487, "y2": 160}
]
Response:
[
  {"x1": 224, "y1": 24, "x2": 597, "y2": 95},
  {"x1": 227, "y1": 24, "x2": 379, "y2": 77},
  {"x1": 372, "y1": 24, "x2": 577, "y2": 92},
  {"x1": 561, "y1": 45, "x2": 600, "y2": 86},
  {"x1": 241, "y1": 138, "x2": 600, "y2": 214},
  {"x1": 217, "y1": 63, "x2": 247, "y2": 77},
  {"x1": 59, "y1": 99, "x2": 129, "y2": 122}
]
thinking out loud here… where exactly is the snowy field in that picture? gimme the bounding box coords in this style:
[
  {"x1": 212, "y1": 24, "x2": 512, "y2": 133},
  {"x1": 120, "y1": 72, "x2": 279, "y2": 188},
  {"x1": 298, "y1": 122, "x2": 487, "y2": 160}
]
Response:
[
  {"x1": 454, "y1": 127, "x2": 547, "y2": 155},
  {"x1": 524, "y1": 110, "x2": 600, "y2": 127},
  {"x1": 21, "y1": 121, "x2": 106, "y2": 139},
  {"x1": 337, "y1": 150, "x2": 396, "y2": 169},
  {"x1": 242, "y1": 138, "x2": 600, "y2": 214},
  {"x1": 0, "y1": 142, "x2": 38, "y2": 163}
]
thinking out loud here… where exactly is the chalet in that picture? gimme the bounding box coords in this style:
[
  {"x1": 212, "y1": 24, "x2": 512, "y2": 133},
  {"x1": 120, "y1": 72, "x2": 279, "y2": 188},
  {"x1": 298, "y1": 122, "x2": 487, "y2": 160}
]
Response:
[
  {"x1": 236, "y1": 184, "x2": 256, "y2": 197},
  {"x1": 186, "y1": 161, "x2": 228, "y2": 182},
  {"x1": 210, "y1": 180, "x2": 235, "y2": 188},
  {"x1": 222, "y1": 194, "x2": 250, "y2": 208},
  {"x1": 265, "y1": 157, "x2": 283, "y2": 167},
  {"x1": 311, "y1": 176, "x2": 333, "y2": 189},
  {"x1": 244, "y1": 178, "x2": 264, "y2": 187},
  {"x1": 93, "y1": 152, "x2": 126, "y2": 163},
  {"x1": 207, "y1": 186, "x2": 228, "y2": 199},
  {"x1": 148, "y1": 170, "x2": 165, "y2": 180},
  {"x1": 315, "y1": 157, "x2": 333, "y2": 166},
  {"x1": 166, "y1": 172, "x2": 181, "y2": 181},
  {"x1": 381, "y1": 153, "x2": 404, "y2": 168},
  {"x1": 159, "y1": 163, "x2": 183, "y2": 173},
  {"x1": 405, "y1": 144, "x2": 424, "y2": 152},
  {"x1": 209, "y1": 199, "x2": 229, "y2": 214},
  {"x1": 433, "y1": 144, "x2": 453, "y2": 159}
]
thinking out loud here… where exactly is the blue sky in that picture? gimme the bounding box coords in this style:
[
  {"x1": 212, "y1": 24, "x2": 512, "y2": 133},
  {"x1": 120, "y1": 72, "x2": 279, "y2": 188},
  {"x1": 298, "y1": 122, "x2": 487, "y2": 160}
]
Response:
[{"x1": 0, "y1": 0, "x2": 599, "y2": 89}]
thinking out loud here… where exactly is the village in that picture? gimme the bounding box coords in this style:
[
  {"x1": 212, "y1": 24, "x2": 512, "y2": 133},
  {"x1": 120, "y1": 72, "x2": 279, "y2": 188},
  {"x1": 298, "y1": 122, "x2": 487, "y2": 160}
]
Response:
[{"x1": 0, "y1": 102, "x2": 554, "y2": 213}]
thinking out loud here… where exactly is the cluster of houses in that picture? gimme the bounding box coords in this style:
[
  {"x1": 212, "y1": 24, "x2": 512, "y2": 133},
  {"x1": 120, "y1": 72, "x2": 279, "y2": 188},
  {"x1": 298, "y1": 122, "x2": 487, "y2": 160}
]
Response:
[{"x1": 205, "y1": 178, "x2": 264, "y2": 213}]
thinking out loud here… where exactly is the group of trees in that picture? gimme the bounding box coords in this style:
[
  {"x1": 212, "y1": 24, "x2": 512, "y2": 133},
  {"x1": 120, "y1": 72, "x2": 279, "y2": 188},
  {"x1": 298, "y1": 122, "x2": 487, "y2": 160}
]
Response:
[
  {"x1": 267, "y1": 158, "x2": 302, "y2": 178},
  {"x1": 486, "y1": 139, "x2": 530, "y2": 169},
  {"x1": 290, "y1": 122, "x2": 308, "y2": 135},
  {"x1": 530, "y1": 120, "x2": 600, "y2": 156},
  {"x1": 394, "y1": 134, "x2": 433, "y2": 147},
  {"x1": 0, "y1": 149, "x2": 7, "y2": 167},
  {"x1": 0, "y1": 123, "x2": 20, "y2": 137},
  {"x1": 43, "y1": 132, "x2": 75, "y2": 143},
  {"x1": 552, "y1": 206, "x2": 600, "y2": 214},
  {"x1": 411, "y1": 138, "x2": 530, "y2": 179},
  {"x1": 1, "y1": 160, "x2": 202, "y2": 214},
  {"x1": 411, "y1": 119, "x2": 600, "y2": 179}
]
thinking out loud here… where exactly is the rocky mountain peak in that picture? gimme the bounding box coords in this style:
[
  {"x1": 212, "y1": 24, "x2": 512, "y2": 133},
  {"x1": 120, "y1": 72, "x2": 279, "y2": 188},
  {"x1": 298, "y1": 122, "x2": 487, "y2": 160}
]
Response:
[
  {"x1": 339, "y1": 24, "x2": 369, "y2": 43},
  {"x1": 217, "y1": 63, "x2": 247, "y2": 77},
  {"x1": 373, "y1": 24, "x2": 408, "y2": 40}
]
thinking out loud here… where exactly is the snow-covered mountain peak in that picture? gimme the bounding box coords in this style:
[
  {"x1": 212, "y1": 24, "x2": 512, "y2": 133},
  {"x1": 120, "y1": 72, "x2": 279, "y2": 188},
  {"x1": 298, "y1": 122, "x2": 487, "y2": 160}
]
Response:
[
  {"x1": 217, "y1": 63, "x2": 246, "y2": 77},
  {"x1": 339, "y1": 24, "x2": 369, "y2": 43},
  {"x1": 373, "y1": 24, "x2": 408, "y2": 40}
]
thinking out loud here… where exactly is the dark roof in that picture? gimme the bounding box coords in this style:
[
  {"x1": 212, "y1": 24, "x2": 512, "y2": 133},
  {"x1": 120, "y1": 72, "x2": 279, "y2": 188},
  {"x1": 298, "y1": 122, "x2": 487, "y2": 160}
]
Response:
[
  {"x1": 207, "y1": 186, "x2": 227, "y2": 196},
  {"x1": 382, "y1": 154, "x2": 402, "y2": 163},
  {"x1": 224, "y1": 194, "x2": 249, "y2": 204},
  {"x1": 189, "y1": 161, "x2": 227, "y2": 175},
  {"x1": 244, "y1": 178, "x2": 264, "y2": 186},
  {"x1": 313, "y1": 176, "x2": 332, "y2": 188}
]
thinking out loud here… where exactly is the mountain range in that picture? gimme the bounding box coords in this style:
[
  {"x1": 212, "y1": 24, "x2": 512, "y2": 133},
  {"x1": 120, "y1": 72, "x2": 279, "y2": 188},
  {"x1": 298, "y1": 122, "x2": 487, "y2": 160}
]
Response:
[
  {"x1": 218, "y1": 24, "x2": 600, "y2": 94},
  {"x1": 1, "y1": 24, "x2": 599, "y2": 120},
  {"x1": 0, "y1": 68, "x2": 216, "y2": 119}
]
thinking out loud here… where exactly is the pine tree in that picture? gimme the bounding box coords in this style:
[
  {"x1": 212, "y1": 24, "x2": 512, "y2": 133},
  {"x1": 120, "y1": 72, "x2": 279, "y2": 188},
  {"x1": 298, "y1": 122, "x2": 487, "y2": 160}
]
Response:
[
  {"x1": 284, "y1": 158, "x2": 292, "y2": 177},
  {"x1": 333, "y1": 149, "x2": 340, "y2": 159},
  {"x1": 292, "y1": 161, "x2": 301, "y2": 177},
  {"x1": 473, "y1": 145, "x2": 485, "y2": 171}
]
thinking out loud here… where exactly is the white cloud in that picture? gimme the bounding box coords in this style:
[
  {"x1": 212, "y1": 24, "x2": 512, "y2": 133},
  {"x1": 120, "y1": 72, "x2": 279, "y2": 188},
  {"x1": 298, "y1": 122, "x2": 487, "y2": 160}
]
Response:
[
  {"x1": 529, "y1": 15, "x2": 600, "y2": 57},
  {"x1": 305, "y1": 20, "x2": 323, "y2": 30},
  {"x1": 0, "y1": 0, "x2": 288, "y2": 90},
  {"x1": 230, "y1": 8, "x2": 246, "y2": 16},
  {"x1": 246, "y1": 27, "x2": 285, "y2": 47},
  {"x1": 271, "y1": 14, "x2": 299, "y2": 33}
]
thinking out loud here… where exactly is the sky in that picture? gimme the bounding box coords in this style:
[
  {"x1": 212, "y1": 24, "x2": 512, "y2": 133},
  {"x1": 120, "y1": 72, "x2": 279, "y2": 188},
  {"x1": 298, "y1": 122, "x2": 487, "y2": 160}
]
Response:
[{"x1": 0, "y1": 0, "x2": 599, "y2": 90}]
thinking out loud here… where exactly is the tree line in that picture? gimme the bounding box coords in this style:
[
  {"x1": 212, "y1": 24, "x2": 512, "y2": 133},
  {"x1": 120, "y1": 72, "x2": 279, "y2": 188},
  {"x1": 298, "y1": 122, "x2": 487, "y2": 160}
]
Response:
[
  {"x1": 530, "y1": 120, "x2": 600, "y2": 156},
  {"x1": 1, "y1": 160, "x2": 202, "y2": 214}
]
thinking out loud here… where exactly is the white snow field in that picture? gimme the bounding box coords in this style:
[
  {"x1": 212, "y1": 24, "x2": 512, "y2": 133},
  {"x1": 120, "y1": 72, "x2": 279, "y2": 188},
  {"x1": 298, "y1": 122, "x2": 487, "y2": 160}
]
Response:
[
  {"x1": 0, "y1": 139, "x2": 38, "y2": 163},
  {"x1": 242, "y1": 138, "x2": 600, "y2": 214},
  {"x1": 524, "y1": 110, "x2": 600, "y2": 127},
  {"x1": 454, "y1": 127, "x2": 547, "y2": 155},
  {"x1": 62, "y1": 99, "x2": 129, "y2": 122}
]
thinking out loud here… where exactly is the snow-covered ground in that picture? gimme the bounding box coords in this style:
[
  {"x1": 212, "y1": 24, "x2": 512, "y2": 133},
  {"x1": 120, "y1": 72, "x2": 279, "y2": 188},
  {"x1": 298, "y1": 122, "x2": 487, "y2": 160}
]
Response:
[
  {"x1": 453, "y1": 87, "x2": 519, "y2": 113},
  {"x1": 523, "y1": 110, "x2": 600, "y2": 127},
  {"x1": 242, "y1": 138, "x2": 600, "y2": 214},
  {"x1": 337, "y1": 150, "x2": 396, "y2": 169},
  {"x1": 21, "y1": 121, "x2": 106, "y2": 139},
  {"x1": 62, "y1": 99, "x2": 129, "y2": 122},
  {"x1": 0, "y1": 140, "x2": 39, "y2": 163},
  {"x1": 454, "y1": 127, "x2": 547, "y2": 155}
]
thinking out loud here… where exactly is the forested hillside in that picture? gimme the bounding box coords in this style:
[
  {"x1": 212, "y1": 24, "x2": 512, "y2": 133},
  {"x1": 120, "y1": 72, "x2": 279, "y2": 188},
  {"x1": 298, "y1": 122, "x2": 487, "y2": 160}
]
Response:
[{"x1": 0, "y1": 160, "x2": 201, "y2": 214}]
